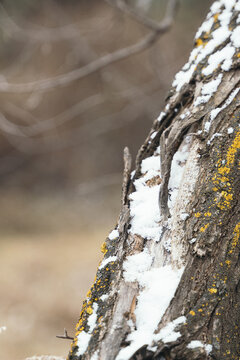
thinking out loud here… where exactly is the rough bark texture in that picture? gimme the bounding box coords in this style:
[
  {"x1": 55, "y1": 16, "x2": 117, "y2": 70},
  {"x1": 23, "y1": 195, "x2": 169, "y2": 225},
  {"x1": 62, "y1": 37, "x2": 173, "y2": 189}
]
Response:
[{"x1": 68, "y1": 1, "x2": 240, "y2": 359}]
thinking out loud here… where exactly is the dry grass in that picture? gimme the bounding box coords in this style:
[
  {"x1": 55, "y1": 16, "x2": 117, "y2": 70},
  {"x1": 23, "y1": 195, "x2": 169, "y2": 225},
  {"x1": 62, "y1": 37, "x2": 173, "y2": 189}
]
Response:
[{"x1": 0, "y1": 229, "x2": 108, "y2": 360}]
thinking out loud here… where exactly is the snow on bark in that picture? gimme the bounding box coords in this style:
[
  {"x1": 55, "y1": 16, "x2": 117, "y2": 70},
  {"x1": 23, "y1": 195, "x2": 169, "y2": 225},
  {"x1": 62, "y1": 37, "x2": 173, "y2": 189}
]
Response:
[
  {"x1": 68, "y1": 1, "x2": 240, "y2": 359},
  {"x1": 173, "y1": 0, "x2": 240, "y2": 90}
]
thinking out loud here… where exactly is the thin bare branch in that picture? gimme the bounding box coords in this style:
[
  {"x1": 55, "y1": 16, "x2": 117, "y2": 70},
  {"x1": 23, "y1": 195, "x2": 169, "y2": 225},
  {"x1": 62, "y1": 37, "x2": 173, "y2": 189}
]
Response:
[
  {"x1": 1, "y1": 89, "x2": 162, "y2": 153},
  {"x1": 1, "y1": 79, "x2": 160, "y2": 138},
  {"x1": 105, "y1": 0, "x2": 171, "y2": 32},
  {"x1": 56, "y1": 328, "x2": 74, "y2": 341},
  {"x1": 0, "y1": 0, "x2": 178, "y2": 94},
  {"x1": 0, "y1": 4, "x2": 80, "y2": 41},
  {"x1": 14, "y1": 94, "x2": 104, "y2": 137}
]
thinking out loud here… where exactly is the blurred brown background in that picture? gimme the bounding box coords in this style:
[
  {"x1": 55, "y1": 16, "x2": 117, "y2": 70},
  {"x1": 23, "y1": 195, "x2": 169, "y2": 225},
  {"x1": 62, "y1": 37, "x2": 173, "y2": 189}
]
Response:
[{"x1": 0, "y1": 0, "x2": 211, "y2": 359}]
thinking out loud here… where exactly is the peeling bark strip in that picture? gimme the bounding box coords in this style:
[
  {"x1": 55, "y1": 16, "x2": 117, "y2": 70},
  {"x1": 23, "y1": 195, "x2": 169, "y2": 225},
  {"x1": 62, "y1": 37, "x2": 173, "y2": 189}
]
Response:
[{"x1": 68, "y1": 1, "x2": 240, "y2": 359}]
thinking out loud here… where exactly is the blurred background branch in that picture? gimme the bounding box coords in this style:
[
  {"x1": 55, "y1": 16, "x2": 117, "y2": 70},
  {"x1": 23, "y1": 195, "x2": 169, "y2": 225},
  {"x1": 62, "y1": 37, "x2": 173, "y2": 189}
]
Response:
[
  {"x1": 0, "y1": 1, "x2": 211, "y2": 360},
  {"x1": 0, "y1": 0, "x2": 178, "y2": 93}
]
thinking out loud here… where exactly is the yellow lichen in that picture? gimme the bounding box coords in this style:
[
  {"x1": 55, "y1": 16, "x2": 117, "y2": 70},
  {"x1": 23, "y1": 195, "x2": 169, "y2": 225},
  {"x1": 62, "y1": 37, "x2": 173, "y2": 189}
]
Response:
[
  {"x1": 86, "y1": 290, "x2": 92, "y2": 298},
  {"x1": 196, "y1": 38, "x2": 203, "y2": 47},
  {"x1": 229, "y1": 222, "x2": 240, "y2": 253},
  {"x1": 208, "y1": 288, "x2": 217, "y2": 294},
  {"x1": 101, "y1": 241, "x2": 108, "y2": 254},
  {"x1": 204, "y1": 211, "x2": 212, "y2": 217},
  {"x1": 86, "y1": 306, "x2": 93, "y2": 315},
  {"x1": 200, "y1": 223, "x2": 209, "y2": 232},
  {"x1": 195, "y1": 212, "x2": 201, "y2": 218}
]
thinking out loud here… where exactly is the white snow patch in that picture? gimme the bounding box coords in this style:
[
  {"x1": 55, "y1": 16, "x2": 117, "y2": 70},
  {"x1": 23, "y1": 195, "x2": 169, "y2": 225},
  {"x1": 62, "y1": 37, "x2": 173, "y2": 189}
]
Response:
[
  {"x1": 236, "y1": 2, "x2": 240, "y2": 11},
  {"x1": 227, "y1": 127, "x2": 234, "y2": 134},
  {"x1": 153, "y1": 316, "x2": 186, "y2": 343},
  {"x1": 173, "y1": 64, "x2": 195, "y2": 92},
  {"x1": 189, "y1": 238, "x2": 197, "y2": 244},
  {"x1": 231, "y1": 26, "x2": 240, "y2": 47},
  {"x1": 129, "y1": 185, "x2": 161, "y2": 242},
  {"x1": 100, "y1": 294, "x2": 109, "y2": 301},
  {"x1": 76, "y1": 302, "x2": 99, "y2": 355},
  {"x1": 99, "y1": 256, "x2": 117, "y2": 270},
  {"x1": 87, "y1": 303, "x2": 98, "y2": 332},
  {"x1": 158, "y1": 111, "x2": 166, "y2": 122},
  {"x1": 129, "y1": 154, "x2": 161, "y2": 242},
  {"x1": 204, "y1": 121, "x2": 211, "y2": 132},
  {"x1": 207, "y1": 133, "x2": 223, "y2": 144},
  {"x1": 0, "y1": 326, "x2": 6, "y2": 334},
  {"x1": 141, "y1": 155, "x2": 160, "y2": 175},
  {"x1": 205, "y1": 344, "x2": 213, "y2": 354},
  {"x1": 194, "y1": 74, "x2": 222, "y2": 106},
  {"x1": 187, "y1": 340, "x2": 213, "y2": 354},
  {"x1": 117, "y1": 266, "x2": 184, "y2": 360},
  {"x1": 150, "y1": 131, "x2": 157, "y2": 139},
  {"x1": 195, "y1": 17, "x2": 214, "y2": 39},
  {"x1": 123, "y1": 250, "x2": 153, "y2": 282},
  {"x1": 90, "y1": 351, "x2": 99, "y2": 360},
  {"x1": 108, "y1": 229, "x2": 119, "y2": 240},
  {"x1": 203, "y1": 44, "x2": 235, "y2": 75},
  {"x1": 210, "y1": 87, "x2": 240, "y2": 122},
  {"x1": 172, "y1": 1, "x2": 238, "y2": 91},
  {"x1": 76, "y1": 331, "x2": 91, "y2": 356},
  {"x1": 180, "y1": 213, "x2": 189, "y2": 221},
  {"x1": 210, "y1": 1, "x2": 221, "y2": 14}
]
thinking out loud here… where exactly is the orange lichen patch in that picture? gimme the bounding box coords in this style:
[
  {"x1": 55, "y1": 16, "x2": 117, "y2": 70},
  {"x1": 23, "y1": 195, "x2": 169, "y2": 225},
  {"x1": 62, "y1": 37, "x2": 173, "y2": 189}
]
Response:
[
  {"x1": 208, "y1": 288, "x2": 217, "y2": 294},
  {"x1": 204, "y1": 211, "x2": 212, "y2": 217},
  {"x1": 195, "y1": 212, "x2": 201, "y2": 218},
  {"x1": 101, "y1": 241, "x2": 108, "y2": 254},
  {"x1": 86, "y1": 306, "x2": 93, "y2": 315},
  {"x1": 86, "y1": 290, "x2": 92, "y2": 298},
  {"x1": 217, "y1": 191, "x2": 233, "y2": 210},
  {"x1": 217, "y1": 166, "x2": 230, "y2": 175},
  {"x1": 200, "y1": 223, "x2": 209, "y2": 232},
  {"x1": 213, "y1": 13, "x2": 219, "y2": 22},
  {"x1": 226, "y1": 131, "x2": 240, "y2": 166},
  {"x1": 211, "y1": 131, "x2": 240, "y2": 212},
  {"x1": 196, "y1": 38, "x2": 203, "y2": 47},
  {"x1": 229, "y1": 222, "x2": 240, "y2": 254},
  {"x1": 189, "y1": 310, "x2": 196, "y2": 316}
]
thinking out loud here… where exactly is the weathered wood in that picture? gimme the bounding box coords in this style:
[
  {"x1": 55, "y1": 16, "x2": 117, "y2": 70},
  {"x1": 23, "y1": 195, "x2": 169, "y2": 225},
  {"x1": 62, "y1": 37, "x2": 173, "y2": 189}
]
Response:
[{"x1": 68, "y1": 1, "x2": 240, "y2": 359}]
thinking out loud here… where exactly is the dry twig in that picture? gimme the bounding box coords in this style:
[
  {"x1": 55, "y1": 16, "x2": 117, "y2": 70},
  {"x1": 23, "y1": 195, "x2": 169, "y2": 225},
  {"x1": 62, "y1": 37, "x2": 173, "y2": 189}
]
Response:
[{"x1": 56, "y1": 328, "x2": 74, "y2": 341}]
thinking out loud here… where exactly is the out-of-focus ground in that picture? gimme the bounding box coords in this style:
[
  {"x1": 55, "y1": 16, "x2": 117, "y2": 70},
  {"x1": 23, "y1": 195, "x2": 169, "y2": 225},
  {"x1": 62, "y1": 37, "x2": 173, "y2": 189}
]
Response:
[{"x1": 0, "y1": 0, "x2": 211, "y2": 359}]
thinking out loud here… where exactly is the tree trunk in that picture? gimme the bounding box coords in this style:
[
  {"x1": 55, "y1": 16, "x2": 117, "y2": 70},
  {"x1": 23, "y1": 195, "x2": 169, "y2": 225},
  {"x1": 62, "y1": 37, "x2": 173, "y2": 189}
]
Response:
[{"x1": 68, "y1": 1, "x2": 240, "y2": 359}]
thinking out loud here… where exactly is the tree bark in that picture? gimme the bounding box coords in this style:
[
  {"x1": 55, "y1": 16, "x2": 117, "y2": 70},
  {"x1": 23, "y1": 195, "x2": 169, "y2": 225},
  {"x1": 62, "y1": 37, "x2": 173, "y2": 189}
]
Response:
[{"x1": 68, "y1": 1, "x2": 240, "y2": 359}]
